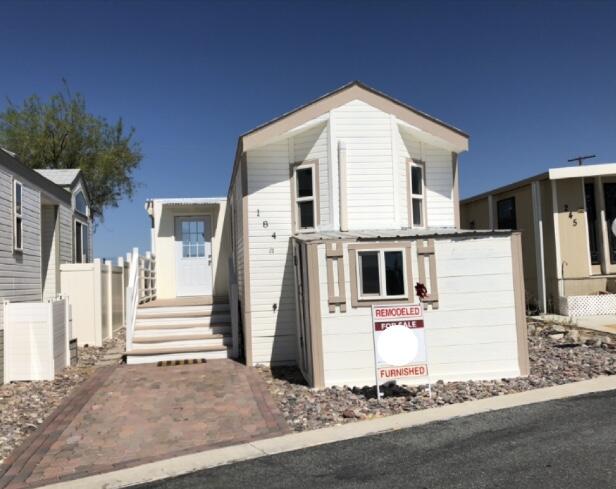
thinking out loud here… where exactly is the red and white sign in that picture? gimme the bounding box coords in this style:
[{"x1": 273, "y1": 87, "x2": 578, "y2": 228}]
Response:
[{"x1": 372, "y1": 304, "x2": 428, "y2": 388}]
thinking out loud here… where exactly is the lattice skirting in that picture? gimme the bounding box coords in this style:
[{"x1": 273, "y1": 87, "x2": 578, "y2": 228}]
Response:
[{"x1": 559, "y1": 294, "x2": 616, "y2": 317}]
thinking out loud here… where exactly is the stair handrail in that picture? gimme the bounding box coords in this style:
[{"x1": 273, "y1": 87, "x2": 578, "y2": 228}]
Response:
[{"x1": 125, "y1": 247, "x2": 140, "y2": 352}]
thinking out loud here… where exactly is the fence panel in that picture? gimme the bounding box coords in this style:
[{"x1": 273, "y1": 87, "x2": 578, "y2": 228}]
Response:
[{"x1": 3, "y1": 298, "x2": 68, "y2": 382}]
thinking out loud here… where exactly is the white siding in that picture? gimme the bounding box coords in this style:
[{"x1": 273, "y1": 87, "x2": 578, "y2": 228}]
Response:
[
  {"x1": 317, "y1": 235, "x2": 521, "y2": 387},
  {"x1": 333, "y1": 100, "x2": 397, "y2": 229},
  {"x1": 41, "y1": 205, "x2": 58, "y2": 301},
  {"x1": 58, "y1": 205, "x2": 73, "y2": 264},
  {"x1": 293, "y1": 121, "x2": 330, "y2": 226},
  {"x1": 231, "y1": 169, "x2": 244, "y2": 298},
  {"x1": 246, "y1": 141, "x2": 297, "y2": 365},
  {"x1": 398, "y1": 129, "x2": 455, "y2": 228},
  {"x1": 0, "y1": 167, "x2": 42, "y2": 331}
]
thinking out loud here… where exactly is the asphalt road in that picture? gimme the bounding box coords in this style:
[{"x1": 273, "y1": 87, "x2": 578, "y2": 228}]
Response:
[{"x1": 136, "y1": 390, "x2": 616, "y2": 488}]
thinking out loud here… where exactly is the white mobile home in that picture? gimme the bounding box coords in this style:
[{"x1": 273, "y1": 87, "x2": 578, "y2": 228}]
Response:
[
  {"x1": 0, "y1": 148, "x2": 93, "y2": 381},
  {"x1": 138, "y1": 82, "x2": 529, "y2": 388}
]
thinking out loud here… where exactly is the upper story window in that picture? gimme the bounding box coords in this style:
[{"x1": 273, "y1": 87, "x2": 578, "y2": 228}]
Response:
[
  {"x1": 497, "y1": 197, "x2": 517, "y2": 230},
  {"x1": 357, "y1": 249, "x2": 406, "y2": 299},
  {"x1": 293, "y1": 160, "x2": 319, "y2": 232},
  {"x1": 74, "y1": 190, "x2": 88, "y2": 216},
  {"x1": 75, "y1": 221, "x2": 89, "y2": 263},
  {"x1": 13, "y1": 180, "x2": 23, "y2": 252},
  {"x1": 409, "y1": 159, "x2": 426, "y2": 227}
]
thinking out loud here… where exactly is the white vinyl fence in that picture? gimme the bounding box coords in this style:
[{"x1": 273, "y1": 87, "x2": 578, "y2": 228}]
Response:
[
  {"x1": 60, "y1": 258, "x2": 129, "y2": 347},
  {"x1": 3, "y1": 297, "x2": 70, "y2": 383}
]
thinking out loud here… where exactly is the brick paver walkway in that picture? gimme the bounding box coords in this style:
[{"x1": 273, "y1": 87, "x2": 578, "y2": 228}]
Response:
[{"x1": 0, "y1": 360, "x2": 289, "y2": 488}]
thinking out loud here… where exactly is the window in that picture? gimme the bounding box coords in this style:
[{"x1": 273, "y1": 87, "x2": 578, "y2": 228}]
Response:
[
  {"x1": 75, "y1": 221, "x2": 88, "y2": 263},
  {"x1": 181, "y1": 219, "x2": 206, "y2": 258},
  {"x1": 13, "y1": 180, "x2": 23, "y2": 251},
  {"x1": 409, "y1": 160, "x2": 426, "y2": 227},
  {"x1": 357, "y1": 249, "x2": 406, "y2": 299},
  {"x1": 497, "y1": 197, "x2": 517, "y2": 230},
  {"x1": 293, "y1": 162, "x2": 318, "y2": 231},
  {"x1": 585, "y1": 182, "x2": 600, "y2": 265},
  {"x1": 75, "y1": 190, "x2": 88, "y2": 216}
]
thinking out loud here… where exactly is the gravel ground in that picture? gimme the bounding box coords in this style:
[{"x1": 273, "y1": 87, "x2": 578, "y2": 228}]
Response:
[
  {"x1": 0, "y1": 329, "x2": 125, "y2": 464},
  {"x1": 257, "y1": 322, "x2": 616, "y2": 432}
]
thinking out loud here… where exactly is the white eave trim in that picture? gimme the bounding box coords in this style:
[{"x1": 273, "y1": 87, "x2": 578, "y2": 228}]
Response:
[
  {"x1": 549, "y1": 163, "x2": 616, "y2": 180},
  {"x1": 397, "y1": 119, "x2": 464, "y2": 153},
  {"x1": 150, "y1": 197, "x2": 226, "y2": 206}
]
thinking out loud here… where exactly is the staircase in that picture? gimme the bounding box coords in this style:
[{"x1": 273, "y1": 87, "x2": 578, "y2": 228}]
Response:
[{"x1": 125, "y1": 300, "x2": 232, "y2": 365}]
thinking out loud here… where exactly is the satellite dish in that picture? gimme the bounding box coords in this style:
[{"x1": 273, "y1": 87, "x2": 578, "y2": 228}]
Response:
[{"x1": 612, "y1": 219, "x2": 616, "y2": 238}]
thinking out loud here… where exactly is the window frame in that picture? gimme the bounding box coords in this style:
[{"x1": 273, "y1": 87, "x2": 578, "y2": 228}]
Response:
[
  {"x1": 13, "y1": 179, "x2": 23, "y2": 252},
  {"x1": 74, "y1": 220, "x2": 88, "y2": 263},
  {"x1": 291, "y1": 159, "x2": 320, "y2": 233},
  {"x1": 496, "y1": 196, "x2": 517, "y2": 230},
  {"x1": 356, "y1": 248, "x2": 408, "y2": 301},
  {"x1": 407, "y1": 159, "x2": 427, "y2": 228}
]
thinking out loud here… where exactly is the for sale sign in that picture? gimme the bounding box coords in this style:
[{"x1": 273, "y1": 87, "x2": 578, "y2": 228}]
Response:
[{"x1": 372, "y1": 304, "x2": 428, "y2": 397}]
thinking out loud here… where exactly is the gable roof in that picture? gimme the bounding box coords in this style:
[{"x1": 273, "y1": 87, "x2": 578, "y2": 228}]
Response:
[
  {"x1": 0, "y1": 148, "x2": 71, "y2": 205},
  {"x1": 35, "y1": 168, "x2": 81, "y2": 187},
  {"x1": 240, "y1": 81, "x2": 469, "y2": 153}
]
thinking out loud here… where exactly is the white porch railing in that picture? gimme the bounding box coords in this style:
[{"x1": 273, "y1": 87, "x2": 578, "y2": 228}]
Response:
[{"x1": 125, "y1": 248, "x2": 157, "y2": 352}]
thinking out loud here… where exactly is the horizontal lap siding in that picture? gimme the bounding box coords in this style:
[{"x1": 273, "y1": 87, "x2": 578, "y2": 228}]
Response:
[
  {"x1": 293, "y1": 122, "x2": 329, "y2": 226},
  {"x1": 58, "y1": 205, "x2": 73, "y2": 264},
  {"x1": 318, "y1": 235, "x2": 520, "y2": 387},
  {"x1": 334, "y1": 100, "x2": 397, "y2": 229},
  {"x1": 0, "y1": 168, "x2": 42, "y2": 333},
  {"x1": 398, "y1": 130, "x2": 455, "y2": 228},
  {"x1": 247, "y1": 142, "x2": 297, "y2": 365}
]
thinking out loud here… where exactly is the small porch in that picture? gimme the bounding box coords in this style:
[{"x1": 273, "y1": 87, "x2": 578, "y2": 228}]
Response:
[{"x1": 124, "y1": 249, "x2": 240, "y2": 365}]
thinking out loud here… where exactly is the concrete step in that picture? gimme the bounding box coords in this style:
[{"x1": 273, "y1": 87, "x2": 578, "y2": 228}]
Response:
[
  {"x1": 125, "y1": 345, "x2": 230, "y2": 365},
  {"x1": 134, "y1": 324, "x2": 231, "y2": 337},
  {"x1": 136, "y1": 304, "x2": 230, "y2": 318},
  {"x1": 135, "y1": 320, "x2": 230, "y2": 332},
  {"x1": 132, "y1": 334, "x2": 232, "y2": 349},
  {"x1": 135, "y1": 314, "x2": 231, "y2": 327}
]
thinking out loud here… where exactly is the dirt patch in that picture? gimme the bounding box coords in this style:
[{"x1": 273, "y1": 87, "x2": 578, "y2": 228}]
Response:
[
  {"x1": 0, "y1": 329, "x2": 125, "y2": 464},
  {"x1": 257, "y1": 323, "x2": 616, "y2": 432}
]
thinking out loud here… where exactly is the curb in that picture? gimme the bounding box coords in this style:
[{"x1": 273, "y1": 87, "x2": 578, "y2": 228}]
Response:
[{"x1": 42, "y1": 375, "x2": 616, "y2": 488}]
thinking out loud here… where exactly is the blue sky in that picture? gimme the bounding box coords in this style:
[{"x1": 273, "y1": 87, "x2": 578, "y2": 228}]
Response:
[{"x1": 1, "y1": 0, "x2": 615, "y2": 258}]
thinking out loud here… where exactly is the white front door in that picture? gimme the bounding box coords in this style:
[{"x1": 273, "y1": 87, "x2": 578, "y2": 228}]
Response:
[{"x1": 175, "y1": 216, "x2": 212, "y2": 297}]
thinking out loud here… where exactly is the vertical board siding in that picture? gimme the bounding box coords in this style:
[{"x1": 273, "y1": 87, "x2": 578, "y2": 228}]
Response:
[
  {"x1": 246, "y1": 141, "x2": 297, "y2": 365},
  {"x1": 293, "y1": 121, "x2": 330, "y2": 226},
  {"x1": 0, "y1": 168, "x2": 42, "y2": 333},
  {"x1": 232, "y1": 171, "x2": 245, "y2": 298},
  {"x1": 317, "y1": 235, "x2": 520, "y2": 387},
  {"x1": 398, "y1": 129, "x2": 455, "y2": 228},
  {"x1": 333, "y1": 100, "x2": 397, "y2": 229}
]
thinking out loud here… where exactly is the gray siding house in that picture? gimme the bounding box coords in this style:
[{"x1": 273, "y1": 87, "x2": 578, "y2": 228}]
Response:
[{"x1": 0, "y1": 148, "x2": 93, "y2": 381}]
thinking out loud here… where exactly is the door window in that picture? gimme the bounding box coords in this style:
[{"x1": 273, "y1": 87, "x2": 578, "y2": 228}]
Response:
[
  {"x1": 182, "y1": 219, "x2": 206, "y2": 258},
  {"x1": 604, "y1": 183, "x2": 616, "y2": 264}
]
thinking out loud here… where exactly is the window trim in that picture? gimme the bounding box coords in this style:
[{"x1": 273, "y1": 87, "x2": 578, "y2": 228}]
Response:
[
  {"x1": 407, "y1": 159, "x2": 427, "y2": 228},
  {"x1": 349, "y1": 242, "x2": 414, "y2": 308},
  {"x1": 13, "y1": 179, "x2": 23, "y2": 252},
  {"x1": 290, "y1": 159, "x2": 320, "y2": 234},
  {"x1": 496, "y1": 196, "x2": 517, "y2": 230},
  {"x1": 357, "y1": 248, "x2": 408, "y2": 301},
  {"x1": 74, "y1": 189, "x2": 89, "y2": 217},
  {"x1": 74, "y1": 220, "x2": 88, "y2": 263}
]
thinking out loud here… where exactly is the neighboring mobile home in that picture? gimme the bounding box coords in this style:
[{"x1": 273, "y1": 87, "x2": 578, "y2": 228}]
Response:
[
  {"x1": 139, "y1": 82, "x2": 529, "y2": 388},
  {"x1": 0, "y1": 148, "x2": 93, "y2": 381},
  {"x1": 461, "y1": 162, "x2": 616, "y2": 316}
]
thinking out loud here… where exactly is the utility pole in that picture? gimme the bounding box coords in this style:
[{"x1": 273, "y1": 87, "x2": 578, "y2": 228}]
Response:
[{"x1": 568, "y1": 154, "x2": 596, "y2": 166}]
